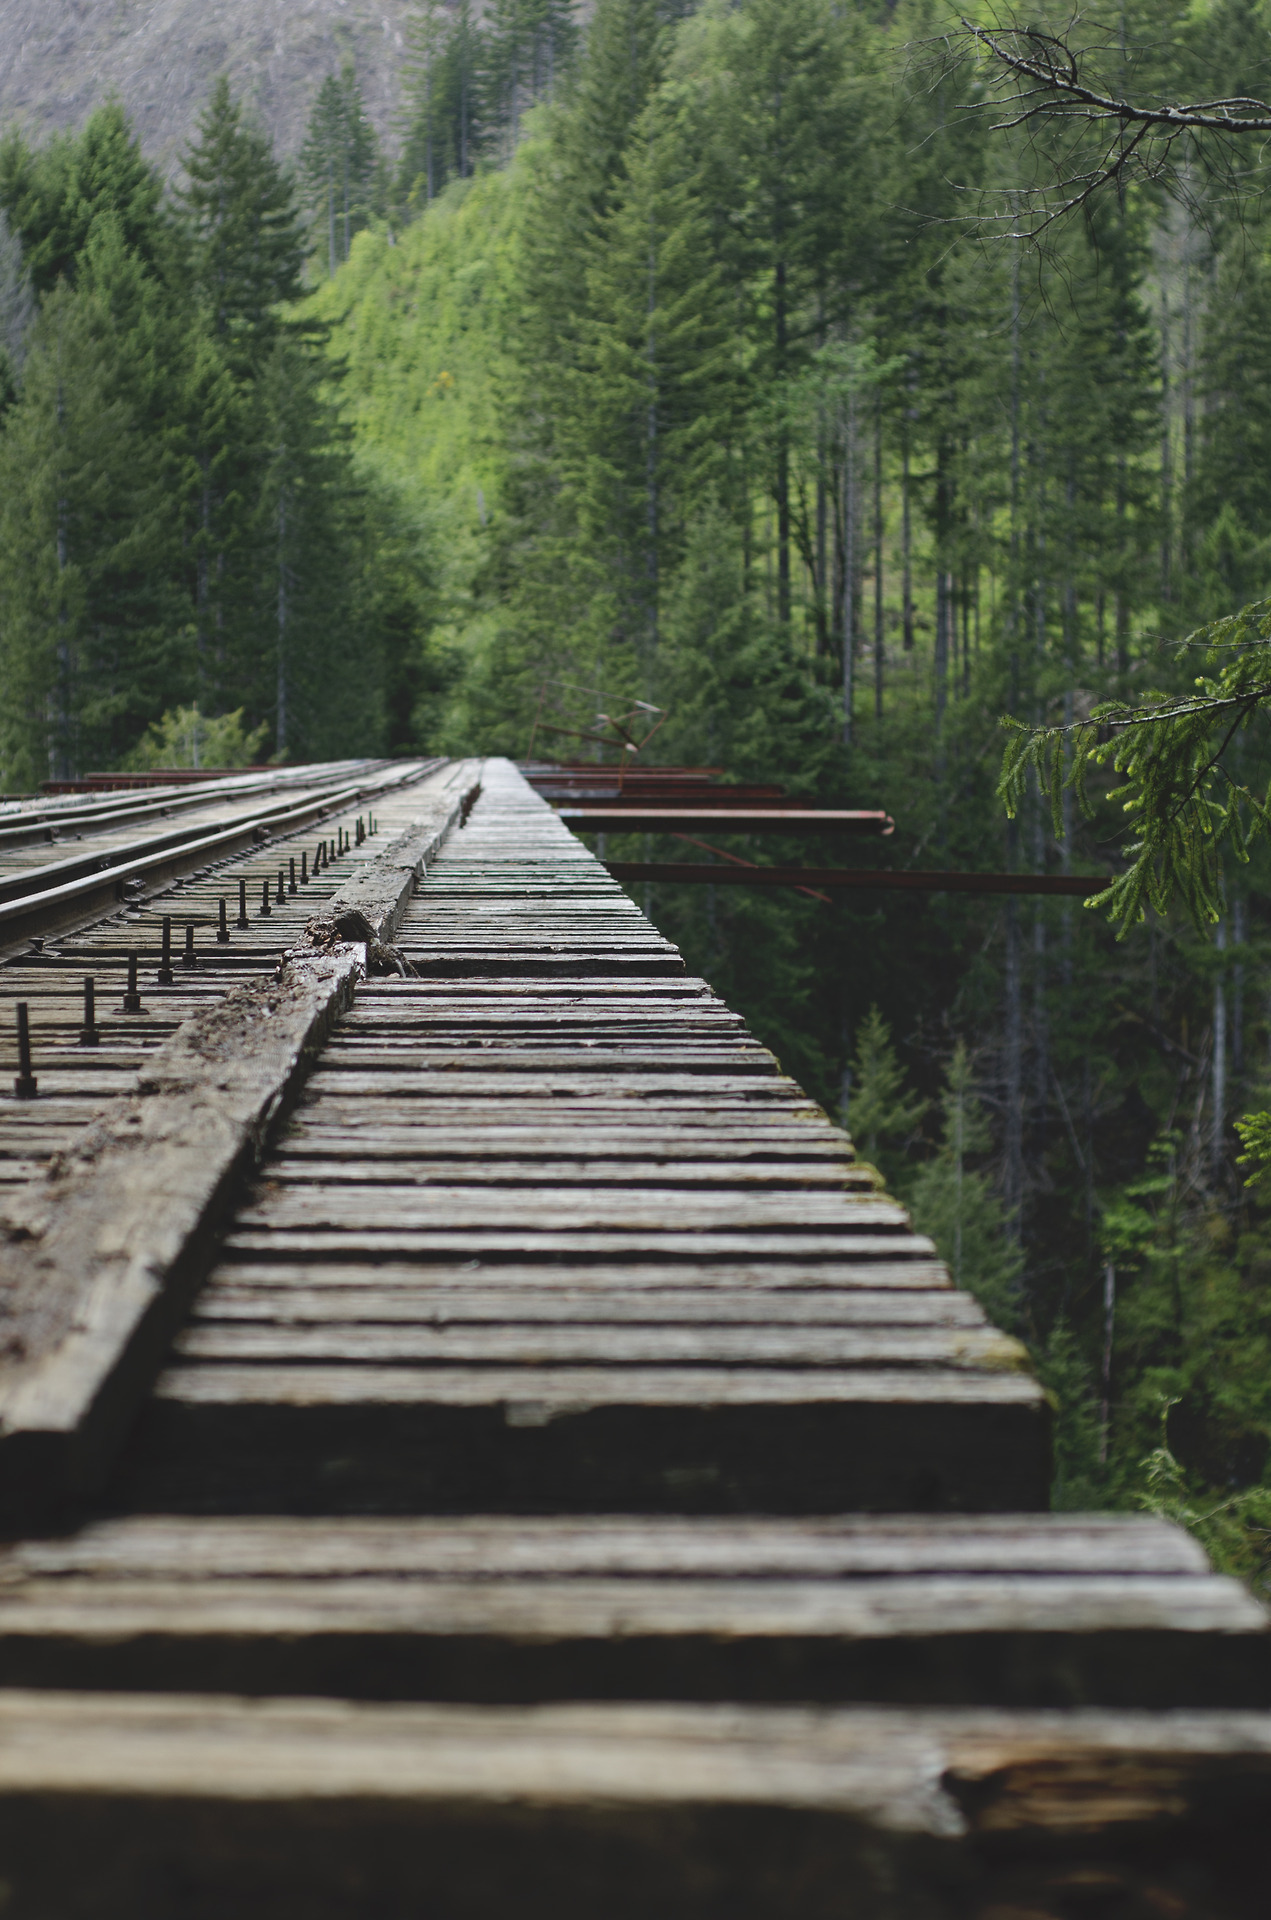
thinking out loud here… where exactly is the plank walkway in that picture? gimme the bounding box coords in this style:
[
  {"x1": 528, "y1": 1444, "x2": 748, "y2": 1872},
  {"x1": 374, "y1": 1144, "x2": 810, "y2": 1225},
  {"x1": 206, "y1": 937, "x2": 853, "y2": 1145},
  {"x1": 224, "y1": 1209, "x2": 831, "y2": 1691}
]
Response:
[{"x1": 0, "y1": 758, "x2": 1268, "y2": 1916}]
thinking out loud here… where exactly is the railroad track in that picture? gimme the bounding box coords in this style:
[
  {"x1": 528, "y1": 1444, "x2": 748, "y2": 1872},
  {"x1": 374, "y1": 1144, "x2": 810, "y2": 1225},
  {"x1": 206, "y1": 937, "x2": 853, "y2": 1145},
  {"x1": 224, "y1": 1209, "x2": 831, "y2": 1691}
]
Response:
[{"x1": 0, "y1": 759, "x2": 1266, "y2": 1917}]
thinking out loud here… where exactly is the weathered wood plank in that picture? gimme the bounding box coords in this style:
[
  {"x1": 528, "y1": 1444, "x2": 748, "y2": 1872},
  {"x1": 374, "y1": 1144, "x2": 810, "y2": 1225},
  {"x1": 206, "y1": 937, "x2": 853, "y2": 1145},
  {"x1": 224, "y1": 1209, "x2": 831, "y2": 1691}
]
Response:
[
  {"x1": 190, "y1": 1286, "x2": 981, "y2": 1326},
  {"x1": 0, "y1": 948, "x2": 364, "y2": 1516},
  {"x1": 171, "y1": 1323, "x2": 1028, "y2": 1370},
  {"x1": 0, "y1": 1694, "x2": 1265, "y2": 1919},
  {"x1": 114, "y1": 1363, "x2": 1049, "y2": 1515},
  {"x1": 0, "y1": 1513, "x2": 1256, "y2": 1712}
]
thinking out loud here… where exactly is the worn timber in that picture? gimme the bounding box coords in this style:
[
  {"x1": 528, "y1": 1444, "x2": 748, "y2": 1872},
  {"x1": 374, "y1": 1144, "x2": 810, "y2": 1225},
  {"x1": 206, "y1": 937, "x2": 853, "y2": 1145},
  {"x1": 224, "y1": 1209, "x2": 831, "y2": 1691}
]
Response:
[{"x1": 0, "y1": 756, "x2": 1266, "y2": 1917}]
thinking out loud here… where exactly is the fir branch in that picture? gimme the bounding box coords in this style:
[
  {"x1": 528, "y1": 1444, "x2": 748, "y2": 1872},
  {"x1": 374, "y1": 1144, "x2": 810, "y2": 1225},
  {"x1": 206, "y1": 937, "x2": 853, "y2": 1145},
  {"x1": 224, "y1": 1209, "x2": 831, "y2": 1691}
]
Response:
[{"x1": 997, "y1": 599, "x2": 1271, "y2": 935}]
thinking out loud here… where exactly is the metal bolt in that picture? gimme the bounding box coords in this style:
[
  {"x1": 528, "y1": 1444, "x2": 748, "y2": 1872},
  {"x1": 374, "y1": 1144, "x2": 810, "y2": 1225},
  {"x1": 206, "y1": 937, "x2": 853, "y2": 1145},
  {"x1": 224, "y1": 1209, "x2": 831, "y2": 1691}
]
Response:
[
  {"x1": 121, "y1": 953, "x2": 143, "y2": 1015},
  {"x1": 301, "y1": 851, "x2": 309, "y2": 884},
  {"x1": 237, "y1": 877, "x2": 249, "y2": 929},
  {"x1": 80, "y1": 977, "x2": 99, "y2": 1046},
  {"x1": 157, "y1": 916, "x2": 174, "y2": 985},
  {"x1": 289, "y1": 857, "x2": 297, "y2": 895},
  {"x1": 183, "y1": 922, "x2": 198, "y2": 969},
  {"x1": 217, "y1": 897, "x2": 230, "y2": 943},
  {"x1": 276, "y1": 868, "x2": 285, "y2": 906},
  {"x1": 13, "y1": 1002, "x2": 37, "y2": 1098},
  {"x1": 260, "y1": 878, "x2": 271, "y2": 917}
]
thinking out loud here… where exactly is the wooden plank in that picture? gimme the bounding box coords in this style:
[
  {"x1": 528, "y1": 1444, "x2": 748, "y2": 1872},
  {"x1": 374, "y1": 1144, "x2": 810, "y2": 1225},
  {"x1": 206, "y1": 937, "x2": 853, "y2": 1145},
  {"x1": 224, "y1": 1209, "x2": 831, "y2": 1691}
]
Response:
[
  {"x1": 170, "y1": 1324, "x2": 1028, "y2": 1369},
  {"x1": 115, "y1": 1363, "x2": 1049, "y2": 1515},
  {"x1": 0, "y1": 1512, "x2": 1218, "y2": 1578},
  {"x1": 190, "y1": 1287, "x2": 982, "y2": 1326},
  {"x1": 231, "y1": 1189, "x2": 912, "y2": 1232},
  {"x1": 0, "y1": 1693, "x2": 1265, "y2": 1917},
  {"x1": 202, "y1": 1259, "x2": 954, "y2": 1291},
  {"x1": 0, "y1": 947, "x2": 364, "y2": 1517},
  {"x1": 0, "y1": 1504, "x2": 1261, "y2": 1708}
]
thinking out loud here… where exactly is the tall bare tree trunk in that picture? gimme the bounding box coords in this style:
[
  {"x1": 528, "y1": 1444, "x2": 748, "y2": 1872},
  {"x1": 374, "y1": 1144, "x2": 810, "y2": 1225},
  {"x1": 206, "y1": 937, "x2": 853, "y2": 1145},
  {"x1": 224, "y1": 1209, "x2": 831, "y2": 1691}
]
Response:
[
  {"x1": 276, "y1": 486, "x2": 289, "y2": 758},
  {"x1": 873, "y1": 391, "x2": 884, "y2": 718},
  {"x1": 1212, "y1": 915, "x2": 1227, "y2": 1180},
  {"x1": 841, "y1": 387, "x2": 857, "y2": 744}
]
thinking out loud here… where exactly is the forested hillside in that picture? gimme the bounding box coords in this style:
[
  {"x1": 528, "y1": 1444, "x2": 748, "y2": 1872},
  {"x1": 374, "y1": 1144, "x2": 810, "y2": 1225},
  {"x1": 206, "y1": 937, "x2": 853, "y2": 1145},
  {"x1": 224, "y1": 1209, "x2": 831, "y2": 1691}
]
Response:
[{"x1": 6, "y1": 0, "x2": 1271, "y2": 1574}]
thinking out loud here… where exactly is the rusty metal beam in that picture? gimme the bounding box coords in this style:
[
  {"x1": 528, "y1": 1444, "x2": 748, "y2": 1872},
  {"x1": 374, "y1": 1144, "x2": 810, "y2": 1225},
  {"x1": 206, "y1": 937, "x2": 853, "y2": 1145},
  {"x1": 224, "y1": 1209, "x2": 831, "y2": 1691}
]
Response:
[
  {"x1": 604, "y1": 863, "x2": 1108, "y2": 897},
  {"x1": 563, "y1": 809, "x2": 895, "y2": 835}
]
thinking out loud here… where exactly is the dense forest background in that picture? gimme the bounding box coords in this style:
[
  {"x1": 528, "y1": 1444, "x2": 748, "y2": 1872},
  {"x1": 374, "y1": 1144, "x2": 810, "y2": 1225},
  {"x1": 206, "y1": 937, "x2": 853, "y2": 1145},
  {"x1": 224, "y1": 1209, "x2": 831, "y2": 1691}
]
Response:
[{"x1": 5, "y1": 0, "x2": 1271, "y2": 1575}]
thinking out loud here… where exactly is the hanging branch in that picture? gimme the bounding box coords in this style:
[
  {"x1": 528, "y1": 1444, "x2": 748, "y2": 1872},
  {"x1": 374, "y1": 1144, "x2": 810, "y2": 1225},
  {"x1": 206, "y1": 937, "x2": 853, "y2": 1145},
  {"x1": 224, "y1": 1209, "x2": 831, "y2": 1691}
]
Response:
[
  {"x1": 950, "y1": 13, "x2": 1271, "y2": 237},
  {"x1": 998, "y1": 599, "x2": 1271, "y2": 934}
]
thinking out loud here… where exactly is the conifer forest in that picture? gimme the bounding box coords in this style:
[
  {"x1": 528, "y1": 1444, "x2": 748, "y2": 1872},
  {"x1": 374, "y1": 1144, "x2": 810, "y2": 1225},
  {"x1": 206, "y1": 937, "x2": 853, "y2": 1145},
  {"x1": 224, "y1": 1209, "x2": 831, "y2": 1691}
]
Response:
[{"x1": 8, "y1": 0, "x2": 1271, "y2": 1580}]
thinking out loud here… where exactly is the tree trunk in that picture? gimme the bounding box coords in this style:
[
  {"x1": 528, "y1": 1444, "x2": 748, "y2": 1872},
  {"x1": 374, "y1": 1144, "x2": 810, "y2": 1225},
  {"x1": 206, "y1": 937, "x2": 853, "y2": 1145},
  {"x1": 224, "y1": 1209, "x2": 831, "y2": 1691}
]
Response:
[
  {"x1": 1004, "y1": 885, "x2": 1023, "y2": 1244},
  {"x1": 873, "y1": 390, "x2": 883, "y2": 719},
  {"x1": 1212, "y1": 915, "x2": 1227, "y2": 1180},
  {"x1": 901, "y1": 417, "x2": 913, "y2": 650},
  {"x1": 327, "y1": 163, "x2": 336, "y2": 277},
  {"x1": 841, "y1": 387, "x2": 857, "y2": 744},
  {"x1": 774, "y1": 257, "x2": 790, "y2": 626},
  {"x1": 815, "y1": 411, "x2": 827, "y2": 655},
  {"x1": 276, "y1": 486, "x2": 289, "y2": 758},
  {"x1": 644, "y1": 236, "x2": 658, "y2": 676},
  {"x1": 1159, "y1": 277, "x2": 1172, "y2": 599}
]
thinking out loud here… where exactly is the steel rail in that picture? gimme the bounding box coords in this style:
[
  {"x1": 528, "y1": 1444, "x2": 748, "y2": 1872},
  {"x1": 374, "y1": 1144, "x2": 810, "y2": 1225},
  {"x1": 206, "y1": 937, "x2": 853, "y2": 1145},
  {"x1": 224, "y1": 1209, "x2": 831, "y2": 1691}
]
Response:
[
  {"x1": 0, "y1": 761, "x2": 390, "y2": 851},
  {"x1": 0, "y1": 760, "x2": 440, "y2": 956}
]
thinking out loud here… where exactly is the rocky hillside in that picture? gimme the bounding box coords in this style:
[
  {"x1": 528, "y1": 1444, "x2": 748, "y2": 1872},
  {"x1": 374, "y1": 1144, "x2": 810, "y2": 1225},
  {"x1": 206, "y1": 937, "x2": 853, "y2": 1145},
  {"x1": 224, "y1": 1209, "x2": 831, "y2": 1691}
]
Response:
[{"x1": 0, "y1": 0, "x2": 418, "y2": 171}]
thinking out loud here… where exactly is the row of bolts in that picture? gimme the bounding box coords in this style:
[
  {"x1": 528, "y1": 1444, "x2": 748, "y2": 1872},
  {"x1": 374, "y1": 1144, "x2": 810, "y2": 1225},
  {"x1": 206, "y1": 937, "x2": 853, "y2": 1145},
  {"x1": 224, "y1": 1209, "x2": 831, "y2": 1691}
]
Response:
[{"x1": 11, "y1": 814, "x2": 375, "y2": 1100}]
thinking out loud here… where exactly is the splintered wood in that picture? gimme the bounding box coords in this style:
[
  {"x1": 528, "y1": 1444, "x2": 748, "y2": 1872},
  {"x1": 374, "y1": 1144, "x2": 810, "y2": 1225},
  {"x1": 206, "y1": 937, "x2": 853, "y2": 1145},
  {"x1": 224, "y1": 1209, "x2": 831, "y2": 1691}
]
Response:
[{"x1": 0, "y1": 758, "x2": 1267, "y2": 1919}]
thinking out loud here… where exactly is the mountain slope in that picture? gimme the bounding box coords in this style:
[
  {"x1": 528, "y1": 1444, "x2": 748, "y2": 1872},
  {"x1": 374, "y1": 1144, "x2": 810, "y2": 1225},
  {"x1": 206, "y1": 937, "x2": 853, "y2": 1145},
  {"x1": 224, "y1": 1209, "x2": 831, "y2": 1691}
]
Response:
[{"x1": 0, "y1": 0, "x2": 416, "y2": 170}]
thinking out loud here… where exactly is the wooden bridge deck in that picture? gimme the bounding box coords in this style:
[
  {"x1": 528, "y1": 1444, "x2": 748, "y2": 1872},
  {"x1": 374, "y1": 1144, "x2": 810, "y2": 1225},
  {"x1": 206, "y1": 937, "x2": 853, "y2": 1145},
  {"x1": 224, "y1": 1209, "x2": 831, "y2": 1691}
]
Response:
[{"x1": 0, "y1": 758, "x2": 1267, "y2": 1916}]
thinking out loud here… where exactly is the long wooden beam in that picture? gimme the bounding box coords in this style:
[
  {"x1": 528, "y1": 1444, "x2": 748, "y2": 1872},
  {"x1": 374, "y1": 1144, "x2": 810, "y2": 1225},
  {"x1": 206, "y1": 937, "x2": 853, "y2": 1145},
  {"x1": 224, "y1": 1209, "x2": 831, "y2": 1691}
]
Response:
[{"x1": 605, "y1": 863, "x2": 1109, "y2": 897}]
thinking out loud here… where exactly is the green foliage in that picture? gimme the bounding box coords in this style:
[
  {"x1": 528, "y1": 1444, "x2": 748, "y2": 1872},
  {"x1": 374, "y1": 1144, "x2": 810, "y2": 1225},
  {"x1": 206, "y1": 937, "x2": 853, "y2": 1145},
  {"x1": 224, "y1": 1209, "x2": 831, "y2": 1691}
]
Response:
[
  {"x1": 126, "y1": 704, "x2": 268, "y2": 770},
  {"x1": 178, "y1": 78, "x2": 306, "y2": 360},
  {"x1": 0, "y1": 102, "x2": 168, "y2": 296},
  {"x1": 999, "y1": 604, "x2": 1271, "y2": 935},
  {"x1": 1137, "y1": 1407, "x2": 1271, "y2": 1594},
  {"x1": 0, "y1": 80, "x2": 442, "y2": 780},
  {"x1": 300, "y1": 64, "x2": 381, "y2": 279},
  {"x1": 908, "y1": 1043, "x2": 1023, "y2": 1329},
  {"x1": 844, "y1": 1007, "x2": 926, "y2": 1187},
  {"x1": 1034, "y1": 1318, "x2": 1105, "y2": 1511}
]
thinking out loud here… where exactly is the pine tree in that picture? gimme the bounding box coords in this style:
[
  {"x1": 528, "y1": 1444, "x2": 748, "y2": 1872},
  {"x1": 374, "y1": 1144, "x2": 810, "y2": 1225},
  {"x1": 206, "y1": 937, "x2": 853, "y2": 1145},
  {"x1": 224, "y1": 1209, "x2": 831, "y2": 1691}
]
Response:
[
  {"x1": 299, "y1": 63, "x2": 380, "y2": 277},
  {"x1": 845, "y1": 1006, "x2": 926, "y2": 1186},
  {"x1": 0, "y1": 103, "x2": 168, "y2": 297},
  {"x1": 179, "y1": 78, "x2": 307, "y2": 362},
  {"x1": 0, "y1": 208, "x2": 33, "y2": 412},
  {"x1": 567, "y1": 94, "x2": 739, "y2": 685},
  {"x1": 398, "y1": 1, "x2": 487, "y2": 207},
  {"x1": 0, "y1": 278, "x2": 170, "y2": 785},
  {"x1": 908, "y1": 1043, "x2": 1024, "y2": 1328}
]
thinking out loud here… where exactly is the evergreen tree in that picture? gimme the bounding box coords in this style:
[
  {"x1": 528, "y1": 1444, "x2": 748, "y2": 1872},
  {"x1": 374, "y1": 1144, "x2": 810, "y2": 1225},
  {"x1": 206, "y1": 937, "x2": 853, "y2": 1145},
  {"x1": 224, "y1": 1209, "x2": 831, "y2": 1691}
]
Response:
[
  {"x1": 0, "y1": 103, "x2": 168, "y2": 296},
  {"x1": 844, "y1": 1007, "x2": 926, "y2": 1187},
  {"x1": 398, "y1": 1, "x2": 486, "y2": 207},
  {"x1": 179, "y1": 78, "x2": 307, "y2": 362},
  {"x1": 300, "y1": 63, "x2": 380, "y2": 277},
  {"x1": 908, "y1": 1043, "x2": 1024, "y2": 1328},
  {"x1": 0, "y1": 208, "x2": 33, "y2": 411},
  {"x1": 0, "y1": 276, "x2": 173, "y2": 785}
]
